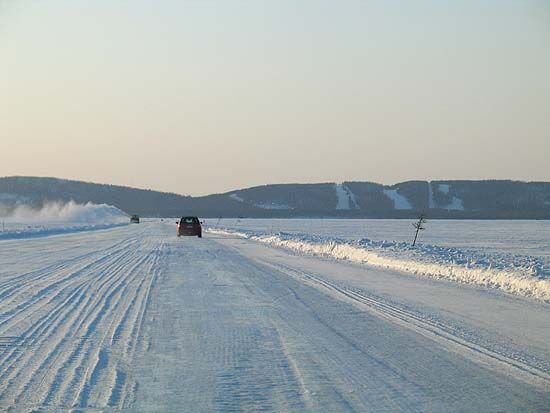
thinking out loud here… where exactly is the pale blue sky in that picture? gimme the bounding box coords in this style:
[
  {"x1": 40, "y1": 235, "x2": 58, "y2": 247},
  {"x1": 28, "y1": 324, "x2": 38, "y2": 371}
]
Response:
[{"x1": 2, "y1": 1, "x2": 549, "y2": 195}]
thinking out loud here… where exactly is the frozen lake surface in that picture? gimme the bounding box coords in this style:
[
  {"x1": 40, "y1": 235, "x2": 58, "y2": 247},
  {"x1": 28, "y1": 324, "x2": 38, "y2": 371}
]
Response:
[
  {"x1": 206, "y1": 219, "x2": 550, "y2": 301},
  {"x1": 208, "y1": 219, "x2": 550, "y2": 258},
  {"x1": 0, "y1": 221, "x2": 548, "y2": 411}
]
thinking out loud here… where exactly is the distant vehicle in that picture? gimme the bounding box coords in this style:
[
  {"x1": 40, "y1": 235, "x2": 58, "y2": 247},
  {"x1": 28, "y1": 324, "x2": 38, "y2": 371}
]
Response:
[
  {"x1": 177, "y1": 216, "x2": 202, "y2": 238},
  {"x1": 130, "y1": 214, "x2": 140, "y2": 223}
]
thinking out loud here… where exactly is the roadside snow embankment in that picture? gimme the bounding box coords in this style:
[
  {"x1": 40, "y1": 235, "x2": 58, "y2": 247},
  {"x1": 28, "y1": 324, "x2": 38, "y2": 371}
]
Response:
[
  {"x1": 0, "y1": 200, "x2": 129, "y2": 239},
  {"x1": 206, "y1": 227, "x2": 550, "y2": 302}
]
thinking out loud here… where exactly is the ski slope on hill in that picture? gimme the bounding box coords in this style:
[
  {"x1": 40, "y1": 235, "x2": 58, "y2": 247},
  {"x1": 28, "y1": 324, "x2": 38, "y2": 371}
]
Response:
[{"x1": 0, "y1": 222, "x2": 548, "y2": 411}]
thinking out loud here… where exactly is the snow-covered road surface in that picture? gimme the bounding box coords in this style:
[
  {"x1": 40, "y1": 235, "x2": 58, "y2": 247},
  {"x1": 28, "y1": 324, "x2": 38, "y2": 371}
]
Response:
[{"x1": 0, "y1": 222, "x2": 548, "y2": 411}]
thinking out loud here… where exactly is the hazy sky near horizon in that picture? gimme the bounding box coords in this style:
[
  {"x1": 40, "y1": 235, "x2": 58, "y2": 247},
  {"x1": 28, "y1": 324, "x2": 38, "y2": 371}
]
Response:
[{"x1": 2, "y1": 1, "x2": 549, "y2": 195}]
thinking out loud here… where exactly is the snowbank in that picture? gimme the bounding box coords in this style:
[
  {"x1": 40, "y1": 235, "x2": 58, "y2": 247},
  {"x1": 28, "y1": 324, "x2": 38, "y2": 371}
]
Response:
[{"x1": 206, "y1": 227, "x2": 550, "y2": 302}]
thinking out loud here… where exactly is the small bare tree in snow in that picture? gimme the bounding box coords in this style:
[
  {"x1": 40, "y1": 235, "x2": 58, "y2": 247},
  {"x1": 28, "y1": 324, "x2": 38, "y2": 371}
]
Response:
[{"x1": 412, "y1": 214, "x2": 427, "y2": 246}]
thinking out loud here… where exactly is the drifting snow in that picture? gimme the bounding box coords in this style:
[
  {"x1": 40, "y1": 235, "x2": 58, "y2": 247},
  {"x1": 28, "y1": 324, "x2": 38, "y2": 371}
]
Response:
[
  {"x1": 2, "y1": 200, "x2": 127, "y2": 224},
  {"x1": 383, "y1": 189, "x2": 412, "y2": 210},
  {"x1": 0, "y1": 201, "x2": 128, "y2": 239},
  {"x1": 206, "y1": 227, "x2": 550, "y2": 302}
]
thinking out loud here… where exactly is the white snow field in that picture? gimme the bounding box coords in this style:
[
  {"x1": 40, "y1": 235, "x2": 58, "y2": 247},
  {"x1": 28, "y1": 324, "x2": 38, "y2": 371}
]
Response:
[{"x1": 0, "y1": 221, "x2": 549, "y2": 411}]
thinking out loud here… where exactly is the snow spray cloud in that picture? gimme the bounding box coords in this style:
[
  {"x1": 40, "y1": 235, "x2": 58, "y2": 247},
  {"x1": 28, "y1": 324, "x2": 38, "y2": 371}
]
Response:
[{"x1": 0, "y1": 200, "x2": 128, "y2": 225}]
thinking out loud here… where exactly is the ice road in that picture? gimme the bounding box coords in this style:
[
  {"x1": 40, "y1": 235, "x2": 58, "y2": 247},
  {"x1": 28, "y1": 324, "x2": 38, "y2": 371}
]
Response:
[{"x1": 0, "y1": 222, "x2": 548, "y2": 412}]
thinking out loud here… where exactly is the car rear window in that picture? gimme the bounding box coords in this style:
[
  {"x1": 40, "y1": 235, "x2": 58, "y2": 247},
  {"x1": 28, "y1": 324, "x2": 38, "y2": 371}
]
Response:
[{"x1": 182, "y1": 217, "x2": 199, "y2": 224}]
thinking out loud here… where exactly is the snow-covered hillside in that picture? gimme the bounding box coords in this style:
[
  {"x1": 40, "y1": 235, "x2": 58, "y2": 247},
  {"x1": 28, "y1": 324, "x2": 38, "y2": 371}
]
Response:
[
  {"x1": 3, "y1": 176, "x2": 550, "y2": 218},
  {"x1": 428, "y1": 182, "x2": 464, "y2": 210},
  {"x1": 383, "y1": 189, "x2": 412, "y2": 210},
  {"x1": 335, "y1": 184, "x2": 359, "y2": 210}
]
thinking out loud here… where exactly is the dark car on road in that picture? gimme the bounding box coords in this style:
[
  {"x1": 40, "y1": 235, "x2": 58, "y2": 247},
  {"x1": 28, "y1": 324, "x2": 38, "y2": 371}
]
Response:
[
  {"x1": 177, "y1": 216, "x2": 202, "y2": 238},
  {"x1": 130, "y1": 214, "x2": 140, "y2": 223}
]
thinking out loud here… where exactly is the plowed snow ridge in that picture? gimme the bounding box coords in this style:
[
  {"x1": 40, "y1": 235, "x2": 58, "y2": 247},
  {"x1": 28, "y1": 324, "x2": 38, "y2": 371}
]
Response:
[{"x1": 206, "y1": 228, "x2": 550, "y2": 302}]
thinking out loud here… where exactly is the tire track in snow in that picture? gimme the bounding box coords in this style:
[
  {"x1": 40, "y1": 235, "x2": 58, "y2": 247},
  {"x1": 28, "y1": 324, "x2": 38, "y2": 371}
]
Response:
[
  {"x1": 0, "y1": 237, "x2": 141, "y2": 379},
  {"x1": 0, "y1": 239, "x2": 143, "y2": 406},
  {"x1": 259, "y1": 259, "x2": 550, "y2": 390},
  {"x1": 72, "y1": 239, "x2": 162, "y2": 409},
  {"x1": 42, "y1": 240, "x2": 158, "y2": 408},
  {"x1": 0, "y1": 242, "x2": 136, "y2": 381},
  {"x1": 0, "y1": 238, "x2": 139, "y2": 335},
  {"x1": 30, "y1": 246, "x2": 151, "y2": 407},
  {"x1": 0, "y1": 226, "x2": 164, "y2": 411},
  {"x1": 0, "y1": 237, "x2": 136, "y2": 313}
]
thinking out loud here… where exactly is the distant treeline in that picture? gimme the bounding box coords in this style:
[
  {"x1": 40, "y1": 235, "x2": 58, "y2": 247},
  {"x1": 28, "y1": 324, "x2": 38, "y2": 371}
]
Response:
[{"x1": 1, "y1": 176, "x2": 549, "y2": 219}]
